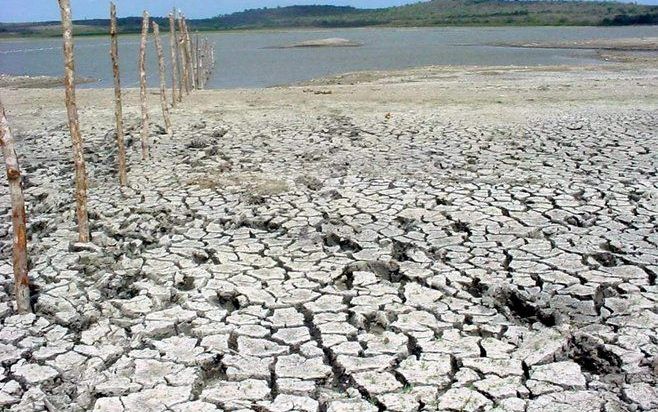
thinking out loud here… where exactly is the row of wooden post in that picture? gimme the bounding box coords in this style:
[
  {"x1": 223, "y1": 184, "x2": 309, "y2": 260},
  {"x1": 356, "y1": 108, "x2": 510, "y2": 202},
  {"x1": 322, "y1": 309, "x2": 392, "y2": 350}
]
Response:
[
  {"x1": 130, "y1": 8, "x2": 215, "y2": 161},
  {"x1": 1, "y1": 0, "x2": 216, "y2": 313}
]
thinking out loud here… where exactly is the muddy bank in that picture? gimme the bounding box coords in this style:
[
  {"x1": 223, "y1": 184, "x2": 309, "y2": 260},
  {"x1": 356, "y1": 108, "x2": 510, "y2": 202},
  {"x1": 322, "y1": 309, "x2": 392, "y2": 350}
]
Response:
[
  {"x1": 0, "y1": 74, "x2": 97, "y2": 89},
  {"x1": 270, "y1": 37, "x2": 362, "y2": 48},
  {"x1": 494, "y1": 36, "x2": 658, "y2": 51}
]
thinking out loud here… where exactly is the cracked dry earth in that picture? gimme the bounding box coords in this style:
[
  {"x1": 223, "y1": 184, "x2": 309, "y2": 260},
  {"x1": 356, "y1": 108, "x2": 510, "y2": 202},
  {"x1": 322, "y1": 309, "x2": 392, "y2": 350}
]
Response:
[{"x1": 1, "y1": 75, "x2": 658, "y2": 411}]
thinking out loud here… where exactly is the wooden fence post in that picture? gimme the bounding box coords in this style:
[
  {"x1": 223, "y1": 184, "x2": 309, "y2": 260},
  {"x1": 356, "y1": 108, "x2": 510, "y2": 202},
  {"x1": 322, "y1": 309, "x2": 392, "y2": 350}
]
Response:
[
  {"x1": 152, "y1": 22, "x2": 172, "y2": 136},
  {"x1": 110, "y1": 2, "x2": 128, "y2": 186},
  {"x1": 195, "y1": 33, "x2": 200, "y2": 89},
  {"x1": 182, "y1": 18, "x2": 195, "y2": 91},
  {"x1": 57, "y1": 0, "x2": 90, "y2": 243},
  {"x1": 177, "y1": 13, "x2": 185, "y2": 100},
  {"x1": 168, "y1": 11, "x2": 179, "y2": 107},
  {"x1": 204, "y1": 38, "x2": 210, "y2": 88},
  {"x1": 210, "y1": 43, "x2": 215, "y2": 86},
  {"x1": 0, "y1": 99, "x2": 31, "y2": 314},
  {"x1": 202, "y1": 37, "x2": 207, "y2": 88},
  {"x1": 177, "y1": 16, "x2": 190, "y2": 96},
  {"x1": 181, "y1": 18, "x2": 187, "y2": 91},
  {"x1": 199, "y1": 37, "x2": 205, "y2": 89},
  {"x1": 138, "y1": 11, "x2": 150, "y2": 160}
]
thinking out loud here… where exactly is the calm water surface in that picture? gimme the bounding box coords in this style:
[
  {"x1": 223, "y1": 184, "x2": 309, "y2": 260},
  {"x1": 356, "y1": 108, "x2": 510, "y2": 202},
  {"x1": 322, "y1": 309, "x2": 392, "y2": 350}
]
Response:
[{"x1": 1, "y1": 26, "x2": 657, "y2": 89}]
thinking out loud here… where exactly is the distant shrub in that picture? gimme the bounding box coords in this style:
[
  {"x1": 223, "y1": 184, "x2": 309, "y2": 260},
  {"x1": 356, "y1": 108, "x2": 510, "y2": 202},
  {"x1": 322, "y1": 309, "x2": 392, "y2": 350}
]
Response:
[{"x1": 602, "y1": 12, "x2": 658, "y2": 25}]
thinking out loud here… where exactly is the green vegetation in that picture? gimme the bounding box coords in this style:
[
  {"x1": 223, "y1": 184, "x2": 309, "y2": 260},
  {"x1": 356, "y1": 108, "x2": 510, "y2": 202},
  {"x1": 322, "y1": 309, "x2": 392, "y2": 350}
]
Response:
[
  {"x1": 1, "y1": 0, "x2": 656, "y2": 37},
  {"x1": 202, "y1": 1, "x2": 658, "y2": 28}
]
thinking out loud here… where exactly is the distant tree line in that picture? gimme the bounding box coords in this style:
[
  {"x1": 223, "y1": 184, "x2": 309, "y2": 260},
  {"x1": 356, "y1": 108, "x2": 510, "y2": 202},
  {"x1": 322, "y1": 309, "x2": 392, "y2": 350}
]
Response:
[{"x1": 602, "y1": 12, "x2": 658, "y2": 25}]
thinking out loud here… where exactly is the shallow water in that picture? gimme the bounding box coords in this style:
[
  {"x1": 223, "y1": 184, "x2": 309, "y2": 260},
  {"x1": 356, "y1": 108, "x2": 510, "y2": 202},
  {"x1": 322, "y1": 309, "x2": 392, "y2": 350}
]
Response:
[{"x1": 1, "y1": 26, "x2": 656, "y2": 89}]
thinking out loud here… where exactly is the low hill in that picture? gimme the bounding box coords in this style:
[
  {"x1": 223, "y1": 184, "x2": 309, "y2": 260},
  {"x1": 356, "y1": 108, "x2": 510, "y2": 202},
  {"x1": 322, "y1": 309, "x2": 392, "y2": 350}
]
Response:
[
  {"x1": 205, "y1": 1, "x2": 658, "y2": 28},
  {"x1": 0, "y1": 1, "x2": 656, "y2": 37}
]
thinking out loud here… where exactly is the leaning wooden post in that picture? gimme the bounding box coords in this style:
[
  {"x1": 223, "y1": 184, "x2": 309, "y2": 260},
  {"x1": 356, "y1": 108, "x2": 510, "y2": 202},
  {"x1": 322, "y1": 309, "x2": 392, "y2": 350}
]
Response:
[
  {"x1": 0, "y1": 99, "x2": 31, "y2": 314},
  {"x1": 168, "y1": 11, "x2": 180, "y2": 107},
  {"x1": 152, "y1": 22, "x2": 172, "y2": 136},
  {"x1": 177, "y1": 16, "x2": 190, "y2": 96},
  {"x1": 110, "y1": 2, "x2": 128, "y2": 186},
  {"x1": 138, "y1": 11, "x2": 150, "y2": 160},
  {"x1": 57, "y1": 0, "x2": 90, "y2": 243}
]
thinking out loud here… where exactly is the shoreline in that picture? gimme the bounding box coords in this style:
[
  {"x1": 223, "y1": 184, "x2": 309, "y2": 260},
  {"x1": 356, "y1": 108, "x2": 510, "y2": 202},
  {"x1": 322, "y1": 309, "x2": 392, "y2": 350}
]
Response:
[
  {"x1": 2, "y1": 60, "x2": 656, "y2": 128},
  {"x1": 2, "y1": 56, "x2": 656, "y2": 91},
  {"x1": 492, "y1": 36, "x2": 658, "y2": 51}
]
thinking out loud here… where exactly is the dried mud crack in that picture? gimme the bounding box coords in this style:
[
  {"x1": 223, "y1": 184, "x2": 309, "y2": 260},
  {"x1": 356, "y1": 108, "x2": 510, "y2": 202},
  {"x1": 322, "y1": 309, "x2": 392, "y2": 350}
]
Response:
[{"x1": 1, "y1": 64, "x2": 657, "y2": 412}]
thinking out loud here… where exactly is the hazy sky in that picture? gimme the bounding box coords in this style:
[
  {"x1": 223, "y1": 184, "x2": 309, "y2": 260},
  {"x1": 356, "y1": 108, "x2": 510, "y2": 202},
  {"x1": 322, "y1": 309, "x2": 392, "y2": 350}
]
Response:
[
  {"x1": 1, "y1": 0, "x2": 656, "y2": 23},
  {"x1": 1, "y1": 0, "x2": 414, "y2": 22}
]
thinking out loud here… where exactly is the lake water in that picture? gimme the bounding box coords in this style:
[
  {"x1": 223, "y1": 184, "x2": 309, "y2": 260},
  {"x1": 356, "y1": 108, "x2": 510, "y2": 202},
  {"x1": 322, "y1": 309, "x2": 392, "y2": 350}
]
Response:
[{"x1": 1, "y1": 26, "x2": 656, "y2": 89}]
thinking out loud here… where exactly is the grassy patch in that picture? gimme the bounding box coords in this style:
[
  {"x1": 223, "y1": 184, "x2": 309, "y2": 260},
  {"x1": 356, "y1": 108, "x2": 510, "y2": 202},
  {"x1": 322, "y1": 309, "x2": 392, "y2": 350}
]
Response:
[{"x1": 186, "y1": 172, "x2": 290, "y2": 197}]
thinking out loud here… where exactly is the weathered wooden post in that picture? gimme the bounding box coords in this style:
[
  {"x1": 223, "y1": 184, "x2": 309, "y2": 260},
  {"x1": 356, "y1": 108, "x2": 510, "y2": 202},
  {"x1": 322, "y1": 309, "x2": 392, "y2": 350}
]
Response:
[
  {"x1": 110, "y1": 2, "x2": 128, "y2": 186},
  {"x1": 202, "y1": 40, "x2": 207, "y2": 88},
  {"x1": 204, "y1": 37, "x2": 211, "y2": 87},
  {"x1": 0, "y1": 99, "x2": 31, "y2": 314},
  {"x1": 152, "y1": 22, "x2": 172, "y2": 136},
  {"x1": 202, "y1": 37, "x2": 209, "y2": 88},
  {"x1": 176, "y1": 14, "x2": 185, "y2": 100},
  {"x1": 202, "y1": 38, "x2": 206, "y2": 88},
  {"x1": 199, "y1": 37, "x2": 206, "y2": 89},
  {"x1": 182, "y1": 18, "x2": 195, "y2": 91},
  {"x1": 177, "y1": 16, "x2": 190, "y2": 96},
  {"x1": 210, "y1": 43, "x2": 215, "y2": 85},
  {"x1": 57, "y1": 0, "x2": 90, "y2": 243},
  {"x1": 181, "y1": 17, "x2": 189, "y2": 91},
  {"x1": 138, "y1": 11, "x2": 149, "y2": 160},
  {"x1": 168, "y1": 10, "x2": 180, "y2": 107},
  {"x1": 195, "y1": 33, "x2": 200, "y2": 89}
]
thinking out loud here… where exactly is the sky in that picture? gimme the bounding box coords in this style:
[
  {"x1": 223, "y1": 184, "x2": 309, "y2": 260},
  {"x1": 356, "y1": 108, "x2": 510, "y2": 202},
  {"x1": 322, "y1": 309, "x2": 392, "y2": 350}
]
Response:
[
  {"x1": 1, "y1": 0, "x2": 656, "y2": 23},
  {"x1": 1, "y1": 0, "x2": 416, "y2": 23}
]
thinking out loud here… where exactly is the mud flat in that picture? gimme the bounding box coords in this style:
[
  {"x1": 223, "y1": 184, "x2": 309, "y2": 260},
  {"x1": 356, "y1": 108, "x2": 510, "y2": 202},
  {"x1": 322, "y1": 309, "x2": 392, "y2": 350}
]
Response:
[
  {"x1": 493, "y1": 36, "x2": 658, "y2": 51},
  {"x1": 0, "y1": 59, "x2": 657, "y2": 411},
  {"x1": 0, "y1": 74, "x2": 96, "y2": 89},
  {"x1": 272, "y1": 37, "x2": 362, "y2": 48}
]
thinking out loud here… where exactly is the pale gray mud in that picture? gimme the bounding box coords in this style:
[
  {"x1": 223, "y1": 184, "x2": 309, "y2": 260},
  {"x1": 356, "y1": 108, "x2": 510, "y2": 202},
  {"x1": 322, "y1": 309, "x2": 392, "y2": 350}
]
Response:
[{"x1": 0, "y1": 62, "x2": 657, "y2": 411}]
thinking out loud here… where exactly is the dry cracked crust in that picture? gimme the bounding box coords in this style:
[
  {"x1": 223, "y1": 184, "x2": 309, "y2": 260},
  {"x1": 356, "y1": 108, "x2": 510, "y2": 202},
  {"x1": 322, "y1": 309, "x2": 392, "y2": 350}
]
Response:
[{"x1": 0, "y1": 107, "x2": 657, "y2": 412}]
